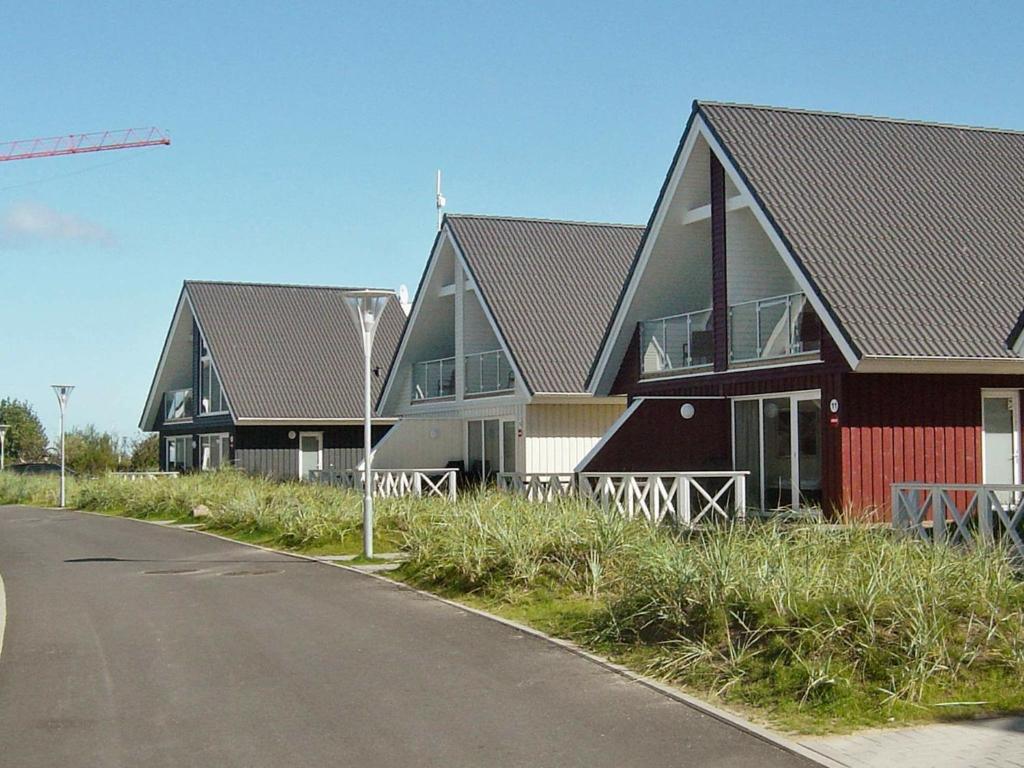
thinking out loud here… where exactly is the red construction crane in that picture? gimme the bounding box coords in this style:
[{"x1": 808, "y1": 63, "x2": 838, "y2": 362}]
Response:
[{"x1": 0, "y1": 127, "x2": 170, "y2": 163}]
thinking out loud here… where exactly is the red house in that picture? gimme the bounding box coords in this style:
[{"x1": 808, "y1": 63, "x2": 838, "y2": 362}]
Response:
[{"x1": 584, "y1": 101, "x2": 1024, "y2": 518}]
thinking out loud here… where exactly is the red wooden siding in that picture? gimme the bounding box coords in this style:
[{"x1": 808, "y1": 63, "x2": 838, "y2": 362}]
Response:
[
  {"x1": 838, "y1": 373, "x2": 1024, "y2": 519},
  {"x1": 710, "y1": 151, "x2": 728, "y2": 372},
  {"x1": 582, "y1": 398, "x2": 731, "y2": 473}
]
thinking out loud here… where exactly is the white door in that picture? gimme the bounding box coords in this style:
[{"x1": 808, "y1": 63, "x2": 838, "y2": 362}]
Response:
[
  {"x1": 982, "y1": 390, "x2": 1020, "y2": 487},
  {"x1": 299, "y1": 432, "x2": 323, "y2": 480}
]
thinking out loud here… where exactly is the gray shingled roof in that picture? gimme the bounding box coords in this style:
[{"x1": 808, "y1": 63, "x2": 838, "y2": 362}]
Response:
[
  {"x1": 446, "y1": 215, "x2": 644, "y2": 393},
  {"x1": 186, "y1": 281, "x2": 405, "y2": 420},
  {"x1": 698, "y1": 101, "x2": 1024, "y2": 359}
]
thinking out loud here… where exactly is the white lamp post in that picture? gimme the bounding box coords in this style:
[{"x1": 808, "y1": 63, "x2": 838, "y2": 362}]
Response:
[
  {"x1": 0, "y1": 424, "x2": 8, "y2": 472},
  {"x1": 342, "y1": 289, "x2": 394, "y2": 559},
  {"x1": 51, "y1": 385, "x2": 74, "y2": 508}
]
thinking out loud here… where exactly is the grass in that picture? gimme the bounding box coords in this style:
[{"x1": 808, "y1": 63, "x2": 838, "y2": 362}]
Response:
[{"x1": 2, "y1": 469, "x2": 1023, "y2": 734}]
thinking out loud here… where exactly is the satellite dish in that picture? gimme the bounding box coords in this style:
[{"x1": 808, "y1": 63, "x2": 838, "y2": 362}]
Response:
[{"x1": 398, "y1": 284, "x2": 412, "y2": 315}]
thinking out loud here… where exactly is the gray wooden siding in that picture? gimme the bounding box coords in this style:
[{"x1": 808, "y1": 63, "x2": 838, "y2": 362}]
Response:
[{"x1": 233, "y1": 425, "x2": 391, "y2": 480}]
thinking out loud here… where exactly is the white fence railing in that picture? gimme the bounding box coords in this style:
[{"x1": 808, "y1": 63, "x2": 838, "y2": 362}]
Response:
[
  {"x1": 496, "y1": 473, "x2": 576, "y2": 502},
  {"x1": 497, "y1": 471, "x2": 748, "y2": 526},
  {"x1": 311, "y1": 468, "x2": 458, "y2": 501},
  {"x1": 111, "y1": 471, "x2": 181, "y2": 480},
  {"x1": 892, "y1": 483, "x2": 1024, "y2": 563}
]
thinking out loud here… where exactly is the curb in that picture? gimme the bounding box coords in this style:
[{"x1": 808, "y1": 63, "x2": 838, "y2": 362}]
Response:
[{"x1": 70, "y1": 508, "x2": 845, "y2": 768}]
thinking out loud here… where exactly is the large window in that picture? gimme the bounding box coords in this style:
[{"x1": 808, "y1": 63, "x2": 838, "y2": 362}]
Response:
[
  {"x1": 466, "y1": 419, "x2": 517, "y2": 480},
  {"x1": 166, "y1": 436, "x2": 192, "y2": 472},
  {"x1": 198, "y1": 335, "x2": 228, "y2": 415},
  {"x1": 199, "y1": 433, "x2": 231, "y2": 471},
  {"x1": 732, "y1": 391, "x2": 821, "y2": 513}
]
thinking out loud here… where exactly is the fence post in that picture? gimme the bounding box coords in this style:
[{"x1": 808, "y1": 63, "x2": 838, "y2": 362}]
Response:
[
  {"x1": 680, "y1": 476, "x2": 691, "y2": 526},
  {"x1": 979, "y1": 486, "x2": 994, "y2": 546},
  {"x1": 448, "y1": 470, "x2": 457, "y2": 502},
  {"x1": 736, "y1": 474, "x2": 746, "y2": 523},
  {"x1": 933, "y1": 489, "x2": 946, "y2": 545},
  {"x1": 413, "y1": 471, "x2": 423, "y2": 498}
]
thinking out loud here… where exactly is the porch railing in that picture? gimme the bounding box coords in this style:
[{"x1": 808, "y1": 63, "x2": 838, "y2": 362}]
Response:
[
  {"x1": 111, "y1": 471, "x2": 181, "y2": 480},
  {"x1": 163, "y1": 388, "x2": 193, "y2": 422},
  {"x1": 729, "y1": 291, "x2": 818, "y2": 363},
  {"x1": 310, "y1": 468, "x2": 458, "y2": 501},
  {"x1": 411, "y1": 356, "x2": 456, "y2": 401},
  {"x1": 639, "y1": 307, "x2": 713, "y2": 375},
  {"x1": 892, "y1": 483, "x2": 1024, "y2": 563},
  {"x1": 464, "y1": 349, "x2": 515, "y2": 396},
  {"x1": 497, "y1": 471, "x2": 748, "y2": 526},
  {"x1": 496, "y1": 473, "x2": 576, "y2": 502}
]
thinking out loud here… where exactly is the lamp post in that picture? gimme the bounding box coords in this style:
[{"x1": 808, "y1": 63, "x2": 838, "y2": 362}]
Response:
[
  {"x1": 341, "y1": 289, "x2": 394, "y2": 559},
  {"x1": 51, "y1": 385, "x2": 74, "y2": 508},
  {"x1": 0, "y1": 424, "x2": 8, "y2": 472}
]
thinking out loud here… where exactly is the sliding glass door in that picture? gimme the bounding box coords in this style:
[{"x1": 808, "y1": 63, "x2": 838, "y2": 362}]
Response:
[
  {"x1": 466, "y1": 418, "x2": 517, "y2": 480},
  {"x1": 732, "y1": 391, "x2": 821, "y2": 513}
]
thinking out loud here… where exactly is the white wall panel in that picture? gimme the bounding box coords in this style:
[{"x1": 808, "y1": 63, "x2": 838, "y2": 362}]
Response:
[{"x1": 524, "y1": 403, "x2": 624, "y2": 473}]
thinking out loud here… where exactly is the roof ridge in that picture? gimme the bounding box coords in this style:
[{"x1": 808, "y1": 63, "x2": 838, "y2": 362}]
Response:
[
  {"x1": 445, "y1": 212, "x2": 644, "y2": 229},
  {"x1": 695, "y1": 99, "x2": 1024, "y2": 137},
  {"x1": 184, "y1": 279, "x2": 391, "y2": 292}
]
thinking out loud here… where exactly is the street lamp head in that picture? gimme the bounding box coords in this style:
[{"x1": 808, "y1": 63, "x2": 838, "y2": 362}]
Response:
[
  {"x1": 51, "y1": 384, "x2": 75, "y2": 408},
  {"x1": 0, "y1": 424, "x2": 8, "y2": 438},
  {"x1": 342, "y1": 289, "x2": 395, "y2": 348}
]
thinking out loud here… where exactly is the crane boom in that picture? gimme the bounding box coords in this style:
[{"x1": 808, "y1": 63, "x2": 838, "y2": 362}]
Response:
[{"x1": 0, "y1": 127, "x2": 170, "y2": 163}]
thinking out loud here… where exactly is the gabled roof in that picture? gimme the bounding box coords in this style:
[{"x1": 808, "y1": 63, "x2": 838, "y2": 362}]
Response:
[
  {"x1": 446, "y1": 214, "x2": 644, "y2": 393},
  {"x1": 141, "y1": 281, "x2": 405, "y2": 428},
  {"x1": 695, "y1": 101, "x2": 1024, "y2": 360}
]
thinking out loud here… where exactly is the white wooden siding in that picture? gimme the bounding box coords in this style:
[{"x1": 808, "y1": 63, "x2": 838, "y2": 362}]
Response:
[
  {"x1": 370, "y1": 418, "x2": 463, "y2": 470},
  {"x1": 462, "y1": 286, "x2": 499, "y2": 355},
  {"x1": 725, "y1": 209, "x2": 798, "y2": 305},
  {"x1": 524, "y1": 403, "x2": 624, "y2": 474}
]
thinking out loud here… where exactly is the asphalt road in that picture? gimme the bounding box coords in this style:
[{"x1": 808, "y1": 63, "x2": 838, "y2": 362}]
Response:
[{"x1": 0, "y1": 505, "x2": 817, "y2": 767}]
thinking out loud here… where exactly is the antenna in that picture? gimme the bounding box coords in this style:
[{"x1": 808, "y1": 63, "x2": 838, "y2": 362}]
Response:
[{"x1": 435, "y1": 169, "x2": 446, "y2": 231}]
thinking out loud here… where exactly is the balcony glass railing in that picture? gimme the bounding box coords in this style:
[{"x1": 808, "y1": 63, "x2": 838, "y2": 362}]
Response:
[
  {"x1": 729, "y1": 292, "x2": 820, "y2": 363},
  {"x1": 639, "y1": 307, "x2": 713, "y2": 375},
  {"x1": 164, "y1": 388, "x2": 193, "y2": 422},
  {"x1": 465, "y1": 349, "x2": 515, "y2": 395},
  {"x1": 412, "y1": 356, "x2": 456, "y2": 401}
]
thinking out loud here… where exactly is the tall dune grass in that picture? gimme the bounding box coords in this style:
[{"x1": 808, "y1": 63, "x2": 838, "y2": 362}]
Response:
[{"x1": 3, "y1": 470, "x2": 1022, "y2": 729}]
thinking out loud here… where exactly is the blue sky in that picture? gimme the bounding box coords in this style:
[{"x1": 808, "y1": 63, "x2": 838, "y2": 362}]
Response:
[{"x1": 2, "y1": 0, "x2": 1022, "y2": 440}]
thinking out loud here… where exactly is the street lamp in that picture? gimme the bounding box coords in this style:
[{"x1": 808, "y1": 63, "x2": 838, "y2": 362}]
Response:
[
  {"x1": 51, "y1": 385, "x2": 74, "y2": 508},
  {"x1": 0, "y1": 424, "x2": 8, "y2": 472},
  {"x1": 341, "y1": 289, "x2": 394, "y2": 559}
]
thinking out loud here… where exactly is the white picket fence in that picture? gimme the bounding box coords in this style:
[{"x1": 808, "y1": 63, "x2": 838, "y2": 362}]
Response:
[
  {"x1": 496, "y1": 471, "x2": 748, "y2": 526},
  {"x1": 892, "y1": 483, "x2": 1024, "y2": 563},
  {"x1": 311, "y1": 468, "x2": 458, "y2": 501},
  {"x1": 111, "y1": 471, "x2": 180, "y2": 480},
  {"x1": 496, "y1": 473, "x2": 576, "y2": 502}
]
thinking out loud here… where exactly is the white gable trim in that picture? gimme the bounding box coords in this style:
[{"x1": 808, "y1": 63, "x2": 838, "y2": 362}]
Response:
[
  {"x1": 187, "y1": 287, "x2": 238, "y2": 424},
  {"x1": 378, "y1": 229, "x2": 452, "y2": 412},
  {"x1": 588, "y1": 114, "x2": 860, "y2": 394},
  {"x1": 139, "y1": 289, "x2": 191, "y2": 431},
  {"x1": 448, "y1": 231, "x2": 531, "y2": 397}
]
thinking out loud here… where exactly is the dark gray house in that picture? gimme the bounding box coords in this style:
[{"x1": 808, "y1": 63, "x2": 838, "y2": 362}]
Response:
[{"x1": 140, "y1": 280, "x2": 406, "y2": 479}]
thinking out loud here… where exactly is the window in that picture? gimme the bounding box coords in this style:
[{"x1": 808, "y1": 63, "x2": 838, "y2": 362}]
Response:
[
  {"x1": 199, "y1": 433, "x2": 231, "y2": 471},
  {"x1": 198, "y1": 333, "x2": 228, "y2": 415},
  {"x1": 166, "y1": 436, "x2": 192, "y2": 472},
  {"x1": 467, "y1": 419, "x2": 517, "y2": 480}
]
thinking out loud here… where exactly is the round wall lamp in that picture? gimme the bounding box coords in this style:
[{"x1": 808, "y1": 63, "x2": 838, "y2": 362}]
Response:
[
  {"x1": 680, "y1": 403, "x2": 695, "y2": 420},
  {"x1": 288, "y1": 430, "x2": 297, "y2": 440},
  {"x1": 428, "y1": 428, "x2": 440, "y2": 440}
]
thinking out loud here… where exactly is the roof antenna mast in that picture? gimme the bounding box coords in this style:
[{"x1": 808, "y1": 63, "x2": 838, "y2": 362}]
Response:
[{"x1": 436, "y1": 169, "x2": 446, "y2": 231}]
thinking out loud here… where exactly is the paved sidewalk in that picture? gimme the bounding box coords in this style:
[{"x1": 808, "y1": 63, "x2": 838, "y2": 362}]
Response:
[{"x1": 801, "y1": 717, "x2": 1024, "y2": 768}]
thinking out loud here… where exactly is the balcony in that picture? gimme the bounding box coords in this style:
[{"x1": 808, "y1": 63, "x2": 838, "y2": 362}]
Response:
[
  {"x1": 639, "y1": 308, "x2": 713, "y2": 376},
  {"x1": 729, "y1": 292, "x2": 820, "y2": 363},
  {"x1": 465, "y1": 349, "x2": 515, "y2": 396},
  {"x1": 412, "y1": 356, "x2": 456, "y2": 402},
  {"x1": 163, "y1": 388, "x2": 193, "y2": 422}
]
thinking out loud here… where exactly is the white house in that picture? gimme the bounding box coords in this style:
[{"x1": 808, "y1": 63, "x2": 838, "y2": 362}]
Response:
[{"x1": 374, "y1": 214, "x2": 642, "y2": 478}]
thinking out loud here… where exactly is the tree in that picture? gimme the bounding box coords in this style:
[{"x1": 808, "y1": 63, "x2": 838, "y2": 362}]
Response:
[
  {"x1": 129, "y1": 434, "x2": 160, "y2": 471},
  {"x1": 64, "y1": 425, "x2": 121, "y2": 475},
  {"x1": 0, "y1": 398, "x2": 49, "y2": 464}
]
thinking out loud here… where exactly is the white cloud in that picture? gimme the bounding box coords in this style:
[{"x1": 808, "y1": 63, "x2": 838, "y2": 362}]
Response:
[{"x1": 0, "y1": 201, "x2": 115, "y2": 247}]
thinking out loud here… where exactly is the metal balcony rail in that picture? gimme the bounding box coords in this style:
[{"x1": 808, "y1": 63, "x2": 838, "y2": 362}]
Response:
[
  {"x1": 639, "y1": 307, "x2": 713, "y2": 374},
  {"x1": 163, "y1": 389, "x2": 193, "y2": 422},
  {"x1": 412, "y1": 356, "x2": 456, "y2": 401},
  {"x1": 729, "y1": 291, "x2": 817, "y2": 363},
  {"x1": 465, "y1": 349, "x2": 515, "y2": 395}
]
